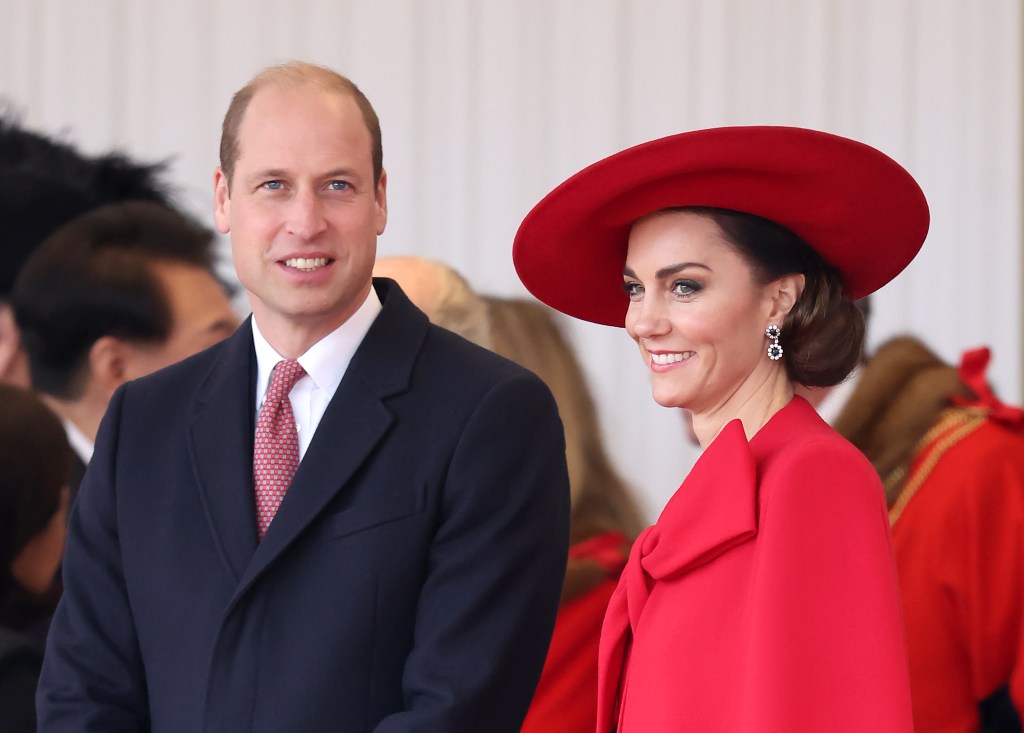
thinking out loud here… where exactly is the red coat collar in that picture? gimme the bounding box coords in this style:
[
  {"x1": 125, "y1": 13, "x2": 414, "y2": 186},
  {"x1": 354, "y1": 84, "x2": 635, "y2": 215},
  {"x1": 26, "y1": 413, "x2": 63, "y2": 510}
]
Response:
[{"x1": 597, "y1": 397, "x2": 817, "y2": 731}]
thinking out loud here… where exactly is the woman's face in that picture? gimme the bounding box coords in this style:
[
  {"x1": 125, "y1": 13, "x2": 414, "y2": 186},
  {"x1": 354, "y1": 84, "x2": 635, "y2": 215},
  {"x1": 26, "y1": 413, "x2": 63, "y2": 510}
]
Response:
[{"x1": 623, "y1": 210, "x2": 781, "y2": 413}]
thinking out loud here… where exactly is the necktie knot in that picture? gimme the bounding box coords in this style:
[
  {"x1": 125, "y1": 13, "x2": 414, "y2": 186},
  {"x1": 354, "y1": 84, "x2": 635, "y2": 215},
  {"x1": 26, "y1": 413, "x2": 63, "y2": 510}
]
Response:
[{"x1": 267, "y1": 359, "x2": 306, "y2": 401}]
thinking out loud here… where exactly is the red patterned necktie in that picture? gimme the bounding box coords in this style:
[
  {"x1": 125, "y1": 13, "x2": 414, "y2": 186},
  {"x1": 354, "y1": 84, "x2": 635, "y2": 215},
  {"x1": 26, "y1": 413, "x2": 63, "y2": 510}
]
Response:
[{"x1": 254, "y1": 359, "x2": 306, "y2": 539}]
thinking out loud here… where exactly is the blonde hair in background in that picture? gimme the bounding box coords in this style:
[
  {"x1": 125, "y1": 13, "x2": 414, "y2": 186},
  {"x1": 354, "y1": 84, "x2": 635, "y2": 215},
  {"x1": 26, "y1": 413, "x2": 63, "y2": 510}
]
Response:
[
  {"x1": 486, "y1": 297, "x2": 645, "y2": 543},
  {"x1": 374, "y1": 256, "x2": 493, "y2": 350}
]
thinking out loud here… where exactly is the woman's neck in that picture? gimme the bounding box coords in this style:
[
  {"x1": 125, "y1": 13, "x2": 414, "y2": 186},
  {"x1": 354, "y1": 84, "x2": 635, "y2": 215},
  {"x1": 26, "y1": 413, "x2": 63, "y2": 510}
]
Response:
[{"x1": 690, "y1": 370, "x2": 794, "y2": 449}]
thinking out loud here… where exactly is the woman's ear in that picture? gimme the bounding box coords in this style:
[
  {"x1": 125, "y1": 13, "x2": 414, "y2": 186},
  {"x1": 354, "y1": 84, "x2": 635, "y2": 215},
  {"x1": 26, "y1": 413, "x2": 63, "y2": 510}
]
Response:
[{"x1": 765, "y1": 273, "x2": 805, "y2": 324}]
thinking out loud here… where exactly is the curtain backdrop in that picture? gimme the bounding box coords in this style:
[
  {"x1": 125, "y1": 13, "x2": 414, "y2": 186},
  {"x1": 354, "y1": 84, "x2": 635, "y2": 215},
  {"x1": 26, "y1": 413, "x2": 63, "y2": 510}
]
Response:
[{"x1": 3, "y1": 0, "x2": 1020, "y2": 519}]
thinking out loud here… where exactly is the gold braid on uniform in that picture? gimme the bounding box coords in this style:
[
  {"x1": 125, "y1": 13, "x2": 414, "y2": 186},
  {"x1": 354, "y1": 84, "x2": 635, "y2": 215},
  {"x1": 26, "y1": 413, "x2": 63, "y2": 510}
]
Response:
[{"x1": 831, "y1": 336, "x2": 978, "y2": 518}]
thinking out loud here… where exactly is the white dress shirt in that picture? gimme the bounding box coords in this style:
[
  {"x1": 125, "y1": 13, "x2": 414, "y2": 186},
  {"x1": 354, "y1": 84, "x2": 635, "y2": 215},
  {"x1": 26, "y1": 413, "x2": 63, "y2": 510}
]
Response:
[
  {"x1": 62, "y1": 418, "x2": 94, "y2": 465},
  {"x1": 251, "y1": 287, "x2": 382, "y2": 459}
]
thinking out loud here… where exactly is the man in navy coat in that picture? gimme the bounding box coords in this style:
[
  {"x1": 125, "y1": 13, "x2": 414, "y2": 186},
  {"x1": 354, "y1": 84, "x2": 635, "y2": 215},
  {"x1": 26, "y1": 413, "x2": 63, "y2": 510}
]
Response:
[{"x1": 37, "y1": 61, "x2": 571, "y2": 732}]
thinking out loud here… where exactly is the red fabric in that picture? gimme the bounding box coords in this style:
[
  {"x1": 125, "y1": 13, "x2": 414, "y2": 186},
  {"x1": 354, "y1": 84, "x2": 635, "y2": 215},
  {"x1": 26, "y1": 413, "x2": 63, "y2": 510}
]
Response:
[
  {"x1": 253, "y1": 359, "x2": 305, "y2": 539},
  {"x1": 892, "y1": 352, "x2": 1024, "y2": 732},
  {"x1": 952, "y1": 347, "x2": 1024, "y2": 431},
  {"x1": 521, "y1": 534, "x2": 627, "y2": 733},
  {"x1": 598, "y1": 397, "x2": 913, "y2": 732}
]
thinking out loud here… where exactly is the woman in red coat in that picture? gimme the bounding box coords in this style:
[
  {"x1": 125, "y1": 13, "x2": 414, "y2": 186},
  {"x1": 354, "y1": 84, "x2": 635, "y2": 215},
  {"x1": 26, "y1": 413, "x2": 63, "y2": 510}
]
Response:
[{"x1": 512, "y1": 126, "x2": 929, "y2": 732}]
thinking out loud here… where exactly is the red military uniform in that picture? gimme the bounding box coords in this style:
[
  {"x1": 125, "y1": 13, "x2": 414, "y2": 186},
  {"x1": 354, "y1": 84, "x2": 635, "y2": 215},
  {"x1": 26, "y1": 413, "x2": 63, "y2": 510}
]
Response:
[{"x1": 886, "y1": 348, "x2": 1024, "y2": 732}]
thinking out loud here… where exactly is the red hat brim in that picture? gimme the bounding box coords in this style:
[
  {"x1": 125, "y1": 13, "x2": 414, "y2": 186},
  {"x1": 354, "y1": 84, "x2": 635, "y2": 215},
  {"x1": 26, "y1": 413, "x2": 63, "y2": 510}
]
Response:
[{"x1": 513, "y1": 126, "x2": 929, "y2": 326}]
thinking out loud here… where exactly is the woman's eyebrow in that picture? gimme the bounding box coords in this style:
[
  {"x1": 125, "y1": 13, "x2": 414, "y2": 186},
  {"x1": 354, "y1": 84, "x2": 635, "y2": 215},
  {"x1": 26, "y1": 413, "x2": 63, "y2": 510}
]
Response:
[{"x1": 623, "y1": 262, "x2": 711, "y2": 279}]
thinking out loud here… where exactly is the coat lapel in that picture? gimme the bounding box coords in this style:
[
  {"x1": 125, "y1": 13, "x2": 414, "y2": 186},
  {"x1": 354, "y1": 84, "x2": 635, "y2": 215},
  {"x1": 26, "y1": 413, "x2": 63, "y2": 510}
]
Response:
[
  {"x1": 187, "y1": 320, "x2": 259, "y2": 583},
  {"x1": 228, "y1": 279, "x2": 428, "y2": 605}
]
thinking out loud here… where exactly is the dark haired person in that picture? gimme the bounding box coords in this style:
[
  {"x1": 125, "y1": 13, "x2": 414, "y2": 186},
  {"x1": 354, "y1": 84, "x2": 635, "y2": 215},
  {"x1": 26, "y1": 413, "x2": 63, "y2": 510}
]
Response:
[
  {"x1": 0, "y1": 113, "x2": 174, "y2": 388},
  {"x1": 0, "y1": 384, "x2": 72, "y2": 733},
  {"x1": 12, "y1": 200, "x2": 237, "y2": 493},
  {"x1": 514, "y1": 127, "x2": 929, "y2": 732}
]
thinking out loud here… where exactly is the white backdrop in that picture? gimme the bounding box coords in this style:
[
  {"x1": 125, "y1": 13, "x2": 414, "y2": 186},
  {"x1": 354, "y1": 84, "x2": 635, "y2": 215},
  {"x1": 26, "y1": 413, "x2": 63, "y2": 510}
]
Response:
[{"x1": 2, "y1": 0, "x2": 1020, "y2": 520}]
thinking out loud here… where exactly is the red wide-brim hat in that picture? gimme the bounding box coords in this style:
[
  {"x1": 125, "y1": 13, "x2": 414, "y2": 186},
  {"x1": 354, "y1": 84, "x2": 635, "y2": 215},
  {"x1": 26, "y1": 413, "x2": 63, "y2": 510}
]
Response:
[{"x1": 513, "y1": 126, "x2": 929, "y2": 326}]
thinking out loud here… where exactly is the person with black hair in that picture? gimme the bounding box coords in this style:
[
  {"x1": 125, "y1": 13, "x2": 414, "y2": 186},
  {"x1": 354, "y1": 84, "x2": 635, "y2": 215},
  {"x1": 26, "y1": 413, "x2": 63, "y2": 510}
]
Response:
[
  {"x1": 0, "y1": 112, "x2": 175, "y2": 388},
  {"x1": 515, "y1": 126, "x2": 929, "y2": 732},
  {"x1": 12, "y1": 200, "x2": 238, "y2": 494},
  {"x1": 0, "y1": 384, "x2": 72, "y2": 733}
]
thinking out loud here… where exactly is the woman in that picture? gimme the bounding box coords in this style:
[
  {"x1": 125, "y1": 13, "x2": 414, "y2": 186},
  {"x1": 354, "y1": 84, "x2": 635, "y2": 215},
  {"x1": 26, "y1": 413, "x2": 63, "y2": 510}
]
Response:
[
  {"x1": 486, "y1": 297, "x2": 645, "y2": 733},
  {"x1": 0, "y1": 384, "x2": 72, "y2": 732},
  {"x1": 513, "y1": 126, "x2": 928, "y2": 732}
]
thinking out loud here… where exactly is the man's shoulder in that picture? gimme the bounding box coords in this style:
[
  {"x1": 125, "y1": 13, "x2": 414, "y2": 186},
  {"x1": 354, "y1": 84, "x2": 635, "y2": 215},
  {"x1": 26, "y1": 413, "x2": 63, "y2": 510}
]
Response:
[{"x1": 123, "y1": 328, "x2": 244, "y2": 404}]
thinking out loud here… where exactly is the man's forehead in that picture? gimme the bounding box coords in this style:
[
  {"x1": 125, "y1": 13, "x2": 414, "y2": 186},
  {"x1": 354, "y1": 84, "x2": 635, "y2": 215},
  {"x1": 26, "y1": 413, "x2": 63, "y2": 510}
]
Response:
[{"x1": 235, "y1": 83, "x2": 371, "y2": 163}]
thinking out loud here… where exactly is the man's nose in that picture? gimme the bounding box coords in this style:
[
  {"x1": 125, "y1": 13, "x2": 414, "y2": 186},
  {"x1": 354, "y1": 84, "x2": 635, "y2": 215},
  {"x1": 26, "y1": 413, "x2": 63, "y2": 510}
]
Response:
[{"x1": 286, "y1": 189, "x2": 328, "y2": 240}]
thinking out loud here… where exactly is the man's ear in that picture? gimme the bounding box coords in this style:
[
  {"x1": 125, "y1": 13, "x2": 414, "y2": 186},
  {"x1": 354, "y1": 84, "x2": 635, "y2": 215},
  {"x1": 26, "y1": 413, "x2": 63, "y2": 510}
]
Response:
[
  {"x1": 0, "y1": 303, "x2": 30, "y2": 387},
  {"x1": 374, "y1": 169, "x2": 388, "y2": 236},
  {"x1": 765, "y1": 273, "x2": 806, "y2": 325},
  {"x1": 213, "y1": 167, "x2": 231, "y2": 234},
  {"x1": 88, "y1": 336, "x2": 131, "y2": 398}
]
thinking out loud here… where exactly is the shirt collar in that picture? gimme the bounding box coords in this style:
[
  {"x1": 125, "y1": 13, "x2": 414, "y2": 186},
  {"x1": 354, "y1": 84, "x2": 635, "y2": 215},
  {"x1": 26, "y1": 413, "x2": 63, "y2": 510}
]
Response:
[
  {"x1": 251, "y1": 286, "x2": 382, "y2": 403},
  {"x1": 62, "y1": 417, "x2": 94, "y2": 464}
]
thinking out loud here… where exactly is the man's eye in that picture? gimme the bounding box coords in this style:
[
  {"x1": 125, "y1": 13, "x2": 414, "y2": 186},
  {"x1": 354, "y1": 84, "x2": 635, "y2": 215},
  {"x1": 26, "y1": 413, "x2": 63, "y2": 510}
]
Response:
[
  {"x1": 328, "y1": 181, "x2": 350, "y2": 191},
  {"x1": 262, "y1": 181, "x2": 284, "y2": 190}
]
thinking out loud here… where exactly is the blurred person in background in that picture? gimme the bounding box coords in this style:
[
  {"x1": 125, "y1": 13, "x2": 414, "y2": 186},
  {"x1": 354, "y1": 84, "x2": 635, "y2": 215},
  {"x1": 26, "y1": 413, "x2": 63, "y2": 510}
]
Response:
[
  {"x1": 0, "y1": 384, "x2": 72, "y2": 733},
  {"x1": 799, "y1": 320, "x2": 1024, "y2": 733},
  {"x1": 486, "y1": 296, "x2": 644, "y2": 733},
  {"x1": 375, "y1": 255, "x2": 645, "y2": 732},
  {"x1": 0, "y1": 113, "x2": 175, "y2": 388},
  {"x1": 12, "y1": 201, "x2": 238, "y2": 495}
]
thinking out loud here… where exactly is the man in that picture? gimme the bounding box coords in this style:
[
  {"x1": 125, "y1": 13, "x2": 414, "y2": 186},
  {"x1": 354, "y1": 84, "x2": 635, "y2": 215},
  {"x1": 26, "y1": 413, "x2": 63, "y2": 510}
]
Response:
[
  {"x1": 12, "y1": 201, "x2": 238, "y2": 493},
  {"x1": 38, "y1": 62, "x2": 570, "y2": 731},
  {"x1": 0, "y1": 114, "x2": 173, "y2": 387}
]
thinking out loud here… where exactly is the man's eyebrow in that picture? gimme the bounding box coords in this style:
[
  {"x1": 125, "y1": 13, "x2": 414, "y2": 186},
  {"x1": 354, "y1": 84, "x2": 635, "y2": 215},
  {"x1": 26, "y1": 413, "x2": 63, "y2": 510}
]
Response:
[{"x1": 246, "y1": 168, "x2": 288, "y2": 182}]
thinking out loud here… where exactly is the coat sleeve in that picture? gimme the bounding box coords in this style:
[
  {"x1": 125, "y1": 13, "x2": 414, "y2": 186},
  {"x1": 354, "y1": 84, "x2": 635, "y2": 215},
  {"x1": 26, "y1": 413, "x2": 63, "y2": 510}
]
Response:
[
  {"x1": 36, "y1": 386, "x2": 150, "y2": 732},
  {"x1": 741, "y1": 439, "x2": 914, "y2": 732},
  {"x1": 373, "y1": 373, "x2": 571, "y2": 732}
]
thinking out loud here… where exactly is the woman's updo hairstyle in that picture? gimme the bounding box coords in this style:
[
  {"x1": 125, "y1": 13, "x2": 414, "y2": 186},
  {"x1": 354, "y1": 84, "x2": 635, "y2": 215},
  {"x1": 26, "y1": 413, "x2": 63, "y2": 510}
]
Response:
[{"x1": 685, "y1": 206, "x2": 864, "y2": 387}]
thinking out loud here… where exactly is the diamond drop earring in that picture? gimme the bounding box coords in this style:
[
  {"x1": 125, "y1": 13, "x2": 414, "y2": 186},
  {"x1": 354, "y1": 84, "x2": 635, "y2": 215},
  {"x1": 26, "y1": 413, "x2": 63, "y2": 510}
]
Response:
[{"x1": 765, "y1": 324, "x2": 783, "y2": 361}]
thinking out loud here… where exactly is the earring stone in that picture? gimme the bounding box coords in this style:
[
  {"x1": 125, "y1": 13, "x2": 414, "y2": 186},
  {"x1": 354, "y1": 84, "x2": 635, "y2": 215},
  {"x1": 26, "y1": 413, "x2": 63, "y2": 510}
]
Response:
[{"x1": 766, "y1": 325, "x2": 783, "y2": 360}]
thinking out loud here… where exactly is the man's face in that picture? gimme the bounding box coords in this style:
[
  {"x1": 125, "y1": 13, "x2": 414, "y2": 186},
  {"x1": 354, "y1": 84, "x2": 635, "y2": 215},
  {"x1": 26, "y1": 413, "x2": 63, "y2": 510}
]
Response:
[
  {"x1": 123, "y1": 261, "x2": 238, "y2": 380},
  {"x1": 213, "y1": 82, "x2": 387, "y2": 350}
]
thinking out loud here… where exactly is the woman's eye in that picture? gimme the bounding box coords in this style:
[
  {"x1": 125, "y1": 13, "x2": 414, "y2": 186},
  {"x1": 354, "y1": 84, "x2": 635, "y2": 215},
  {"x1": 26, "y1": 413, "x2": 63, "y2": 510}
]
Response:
[
  {"x1": 671, "y1": 279, "x2": 701, "y2": 297},
  {"x1": 622, "y1": 281, "x2": 644, "y2": 300}
]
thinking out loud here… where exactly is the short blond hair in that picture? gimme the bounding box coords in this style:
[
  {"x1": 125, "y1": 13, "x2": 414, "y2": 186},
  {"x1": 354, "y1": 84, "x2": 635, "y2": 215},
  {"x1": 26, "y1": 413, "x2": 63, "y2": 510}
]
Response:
[
  {"x1": 219, "y1": 60, "x2": 383, "y2": 188},
  {"x1": 374, "y1": 256, "x2": 492, "y2": 350}
]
